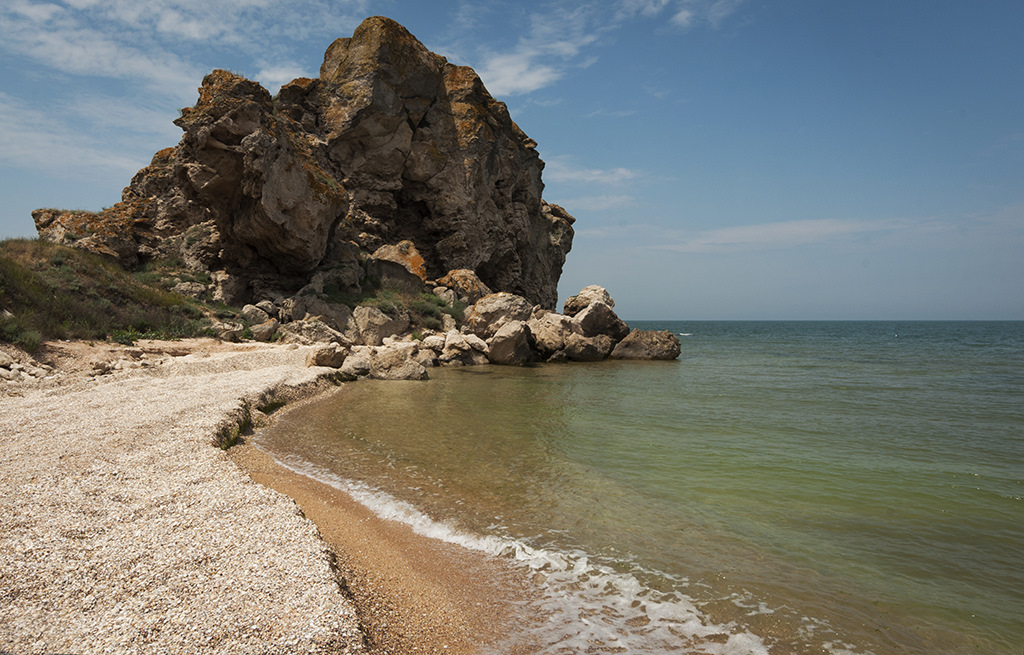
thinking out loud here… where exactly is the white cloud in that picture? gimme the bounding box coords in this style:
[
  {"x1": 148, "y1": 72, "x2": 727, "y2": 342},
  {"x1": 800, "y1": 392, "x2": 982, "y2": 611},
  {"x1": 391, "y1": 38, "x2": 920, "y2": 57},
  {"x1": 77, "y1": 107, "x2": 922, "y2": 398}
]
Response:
[
  {"x1": 586, "y1": 108, "x2": 639, "y2": 118},
  {"x1": 706, "y1": 0, "x2": 745, "y2": 27},
  {"x1": 65, "y1": 95, "x2": 181, "y2": 142},
  {"x1": 0, "y1": 93, "x2": 147, "y2": 178},
  {"x1": 256, "y1": 64, "x2": 309, "y2": 93},
  {"x1": 469, "y1": 4, "x2": 602, "y2": 97},
  {"x1": 617, "y1": 0, "x2": 672, "y2": 19},
  {"x1": 10, "y1": 0, "x2": 62, "y2": 22},
  {"x1": 0, "y1": 9, "x2": 202, "y2": 100},
  {"x1": 558, "y1": 195, "x2": 636, "y2": 212},
  {"x1": 634, "y1": 0, "x2": 745, "y2": 30},
  {"x1": 656, "y1": 218, "x2": 914, "y2": 253},
  {"x1": 478, "y1": 53, "x2": 563, "y2": 96},
  {"x1": 671, "y1": 9, "x2": 694, "y2": 27},
  {"x1": 545, "y1": 158, "x2": 641, "y2": 185}
]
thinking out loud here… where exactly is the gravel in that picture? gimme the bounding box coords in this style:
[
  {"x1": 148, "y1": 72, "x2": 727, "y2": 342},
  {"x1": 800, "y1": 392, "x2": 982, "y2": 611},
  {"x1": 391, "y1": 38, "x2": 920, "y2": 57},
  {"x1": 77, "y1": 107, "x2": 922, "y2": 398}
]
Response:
[{"x1": 0, "y1": 342, "x2": 366, "y2": 654}]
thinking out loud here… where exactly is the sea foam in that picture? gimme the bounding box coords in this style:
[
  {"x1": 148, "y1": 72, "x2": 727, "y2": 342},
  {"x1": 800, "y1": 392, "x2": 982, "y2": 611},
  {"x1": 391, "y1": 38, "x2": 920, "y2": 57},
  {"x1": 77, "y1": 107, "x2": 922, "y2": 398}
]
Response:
[{"x1": 272, "y1": 452, "x2": 772, "y2": 655}]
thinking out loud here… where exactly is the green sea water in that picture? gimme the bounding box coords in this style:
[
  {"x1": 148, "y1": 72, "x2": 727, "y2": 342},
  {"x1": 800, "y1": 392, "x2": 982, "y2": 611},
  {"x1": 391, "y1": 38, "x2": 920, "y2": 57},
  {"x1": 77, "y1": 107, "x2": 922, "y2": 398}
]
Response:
[{"x1": 256, "y1": 321, "x2": 1024, "y2": 654}]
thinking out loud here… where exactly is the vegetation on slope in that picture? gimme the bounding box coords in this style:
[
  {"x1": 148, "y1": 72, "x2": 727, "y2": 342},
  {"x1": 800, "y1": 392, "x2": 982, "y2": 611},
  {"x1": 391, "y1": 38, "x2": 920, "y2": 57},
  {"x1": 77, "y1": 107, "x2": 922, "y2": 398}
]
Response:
[
  {"x1": 0, "y1": 239, "x2": 215, "y2": 352},
  {"x1": 0, "y1": 238, "x2": 466, "y2": 354}
]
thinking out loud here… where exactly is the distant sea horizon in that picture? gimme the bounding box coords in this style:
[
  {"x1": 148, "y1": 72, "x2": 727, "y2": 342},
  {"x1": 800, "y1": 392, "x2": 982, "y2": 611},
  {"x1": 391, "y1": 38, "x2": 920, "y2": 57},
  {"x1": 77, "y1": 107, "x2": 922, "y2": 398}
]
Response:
[{"x1": 258, "y1": 319, "x2": 1023, "y2": 654}]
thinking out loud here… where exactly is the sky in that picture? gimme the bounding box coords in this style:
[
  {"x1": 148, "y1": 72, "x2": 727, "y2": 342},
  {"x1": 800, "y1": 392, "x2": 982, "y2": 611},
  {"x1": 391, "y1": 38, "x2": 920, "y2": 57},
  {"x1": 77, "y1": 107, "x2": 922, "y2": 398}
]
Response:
[{"x1": 2, "y1": 0, "x2": 1022, "y2": 320}]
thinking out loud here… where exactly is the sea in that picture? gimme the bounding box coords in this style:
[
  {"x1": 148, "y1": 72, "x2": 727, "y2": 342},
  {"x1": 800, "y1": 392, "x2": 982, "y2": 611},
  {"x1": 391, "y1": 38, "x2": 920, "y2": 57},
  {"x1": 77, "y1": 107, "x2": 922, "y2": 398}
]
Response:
[{"x1": 255, "y1": 321, "x2": 1023, "y2": 654}]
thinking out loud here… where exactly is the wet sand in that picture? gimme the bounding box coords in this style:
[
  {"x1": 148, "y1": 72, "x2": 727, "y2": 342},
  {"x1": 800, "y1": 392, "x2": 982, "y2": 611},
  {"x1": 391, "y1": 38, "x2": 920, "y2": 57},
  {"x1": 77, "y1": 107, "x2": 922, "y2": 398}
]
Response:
[{"x1": 229, "y1": 443, "x2": 544, "y2": 655}]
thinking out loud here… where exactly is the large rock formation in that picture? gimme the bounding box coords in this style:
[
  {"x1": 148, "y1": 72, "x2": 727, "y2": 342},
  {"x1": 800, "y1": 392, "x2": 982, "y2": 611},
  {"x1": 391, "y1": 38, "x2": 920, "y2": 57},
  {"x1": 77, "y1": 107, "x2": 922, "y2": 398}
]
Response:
[{"x1": 33, "y1": 16, "x2": 574, "y2": 309}]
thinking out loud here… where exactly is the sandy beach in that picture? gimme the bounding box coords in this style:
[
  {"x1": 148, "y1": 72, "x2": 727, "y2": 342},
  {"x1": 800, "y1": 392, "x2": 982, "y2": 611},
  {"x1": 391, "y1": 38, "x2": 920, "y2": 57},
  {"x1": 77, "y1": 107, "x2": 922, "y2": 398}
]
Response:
[{"x1": 0, "y1": 339, "x2": 533, "y2": 654}]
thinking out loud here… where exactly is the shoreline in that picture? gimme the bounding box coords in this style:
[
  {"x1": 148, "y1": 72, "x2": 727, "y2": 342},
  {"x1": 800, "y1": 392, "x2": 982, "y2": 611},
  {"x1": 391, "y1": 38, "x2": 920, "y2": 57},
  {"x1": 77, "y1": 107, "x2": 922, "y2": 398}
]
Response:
[
  {"x1": 0, "y1": 338, "x2": 539, "y2": 654},
  {"x1": 228, "y1": 444, "x2": 542, "y2": 655}
]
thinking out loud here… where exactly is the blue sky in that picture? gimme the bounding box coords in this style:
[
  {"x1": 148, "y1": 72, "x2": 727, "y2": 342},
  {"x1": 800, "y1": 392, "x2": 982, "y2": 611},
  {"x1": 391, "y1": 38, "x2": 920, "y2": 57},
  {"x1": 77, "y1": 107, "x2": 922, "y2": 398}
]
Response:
[{"x1": 2, "y1": 0, "x2": 1022, "y2": 319}]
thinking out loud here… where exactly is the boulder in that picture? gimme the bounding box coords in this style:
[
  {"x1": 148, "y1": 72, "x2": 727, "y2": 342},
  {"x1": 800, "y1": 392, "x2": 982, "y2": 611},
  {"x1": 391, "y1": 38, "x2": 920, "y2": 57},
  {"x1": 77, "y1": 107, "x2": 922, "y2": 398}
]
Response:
[
  {"x1": 436, "y1": 269, "x2": 492, "y2": 305},
  {"x1": 241, "y1": 303, "x2": 271, "y2": 325},
  {"x1": 420, "y1": 334, "x2": 447, "y2": 352},
  {"x1": 527, "y1": 310, "x2": 581, "y2": 357},
  {"x1": 563, "y1": 285, "x2": 614, "y2": 317},
  {"x1": 365, "y1": 257, "x2": 427, "y2": 295},
  {"x1": 370, "y1": 345, "x2": 429, "y2": 380},
  {"x1": 564, "y1": 333, "x2": 615, "y2": 362},
  {"x1": 414, "y1": 348, "x2": 439, "y2": 368},
  {"x1": 215, "y1": 321, "x2": 244, "y2": 342},
  {"x1": 250, "y1": 319, "x2": 279, "y2": 342},
  {"x1": 354, "y1": 305, "x2": 409, "y2": 346},
  {"x1": 463, "y1": 292, "x2": 533, "y2": 339},
  {"x1": 487, "y1": 321, "x2": 534, "y2": 366},
  {"x1": 574, "y1": 301, "x2": 630, "y2": 342},
  {"x1": 277, "y1": 318, "x2": 348, "y2": 345},
  {"x1": 372, "y1": 240, "x2": 427, "y2": 280},
  {"x1": 464, "y1": 333, "x2": 489, "y2": 353},
  {"x1": 173, "y1": 281, "x2": 207, "y2": 299},
  {"x1": 432, "y1": 286, "x2": 457, "y2": 306},
  {"x1": 340, "y1": 346, "x2": 372, "y2": 378},
  {"x1": 0, "y1": 351, "x2": 14, "y2": 368},
  {"x1": 306, "y1": 343, "x2": 348, "y2": 368},
  {"x1": 439, "y1": 329, "x2": 488, "y2": 366},
  {"x1": 609, "y1": 329, "x2": 682, "y2": 361},
  {"x1": 255, "y1": 299, "x2": 278, "y2": 317},
  {"x1": 297, "y1": 297, "x2": 357, "y2": 336}
]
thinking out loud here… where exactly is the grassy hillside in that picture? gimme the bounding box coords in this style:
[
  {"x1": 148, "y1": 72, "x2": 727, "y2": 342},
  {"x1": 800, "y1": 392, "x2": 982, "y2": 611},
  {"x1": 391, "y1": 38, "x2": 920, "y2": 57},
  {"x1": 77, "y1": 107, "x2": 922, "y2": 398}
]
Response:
[{"x1": 0, "y1": 239, "x2": 214, "y2": 352}]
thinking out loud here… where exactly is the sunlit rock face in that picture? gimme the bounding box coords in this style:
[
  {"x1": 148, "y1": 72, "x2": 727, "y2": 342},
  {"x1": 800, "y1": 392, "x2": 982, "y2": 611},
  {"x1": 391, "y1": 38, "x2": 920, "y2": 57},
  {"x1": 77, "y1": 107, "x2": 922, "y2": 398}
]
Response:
[{"x1": 34, "y1": 16, "x2": 574, "y2": 309}]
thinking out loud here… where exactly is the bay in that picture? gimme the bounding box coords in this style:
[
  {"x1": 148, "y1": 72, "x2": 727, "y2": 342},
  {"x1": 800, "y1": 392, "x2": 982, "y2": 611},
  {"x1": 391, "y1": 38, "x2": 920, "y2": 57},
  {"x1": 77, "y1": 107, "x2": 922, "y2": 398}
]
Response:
[{"x1": 256, "y1": 321, "x2": 1024, "y2": 654}]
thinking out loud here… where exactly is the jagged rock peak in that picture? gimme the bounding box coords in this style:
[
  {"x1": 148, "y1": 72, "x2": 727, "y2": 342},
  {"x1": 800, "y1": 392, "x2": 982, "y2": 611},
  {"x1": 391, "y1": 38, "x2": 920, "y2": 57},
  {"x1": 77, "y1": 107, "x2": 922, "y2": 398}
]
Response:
[{"x1": 34, "y1": 15, "x2": 575, "y2": 309}]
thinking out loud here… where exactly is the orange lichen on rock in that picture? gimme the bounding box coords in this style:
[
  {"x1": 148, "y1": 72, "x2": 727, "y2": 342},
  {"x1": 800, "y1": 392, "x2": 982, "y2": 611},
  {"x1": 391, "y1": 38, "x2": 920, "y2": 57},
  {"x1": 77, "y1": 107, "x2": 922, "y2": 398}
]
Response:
[{"x1": 373, "y1": 240, "x2": 428, "y2": 280}]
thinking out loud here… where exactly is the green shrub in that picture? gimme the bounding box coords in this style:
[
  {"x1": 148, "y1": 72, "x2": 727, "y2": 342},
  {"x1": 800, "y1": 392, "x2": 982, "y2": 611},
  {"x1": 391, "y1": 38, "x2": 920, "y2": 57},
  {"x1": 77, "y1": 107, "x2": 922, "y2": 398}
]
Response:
[{"x1": 0, "y1": 239, "x2": 215, "y2": 349}]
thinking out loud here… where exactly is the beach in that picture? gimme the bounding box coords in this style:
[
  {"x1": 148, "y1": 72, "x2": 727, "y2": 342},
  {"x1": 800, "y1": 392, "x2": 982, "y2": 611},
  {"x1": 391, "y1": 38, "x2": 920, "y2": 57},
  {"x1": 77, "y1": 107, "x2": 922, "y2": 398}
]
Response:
[
  {"x1": 0, "y1": 339, "x2": 528, "y2": 654},
  {"x1": 4, "y1": 322, "x2": 1021, "y2": 654}
]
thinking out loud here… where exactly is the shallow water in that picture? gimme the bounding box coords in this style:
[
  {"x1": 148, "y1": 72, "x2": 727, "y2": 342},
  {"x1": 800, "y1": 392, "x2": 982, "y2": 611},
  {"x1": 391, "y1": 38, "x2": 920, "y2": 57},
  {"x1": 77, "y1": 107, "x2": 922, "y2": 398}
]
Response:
[{"x1": 257, "y1": 321, "x2": 1024, "y2": 654}]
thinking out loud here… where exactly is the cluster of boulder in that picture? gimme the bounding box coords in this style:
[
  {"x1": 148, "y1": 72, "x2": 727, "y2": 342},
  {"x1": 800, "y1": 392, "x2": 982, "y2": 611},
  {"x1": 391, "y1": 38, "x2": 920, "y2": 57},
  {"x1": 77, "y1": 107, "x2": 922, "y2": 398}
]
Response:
[
  {"x1": 0, "y1": 350, "x2": 54, "y2": 383},
  {"x1": 295, "y1": 284, "x2": 680, "y2": 381}
]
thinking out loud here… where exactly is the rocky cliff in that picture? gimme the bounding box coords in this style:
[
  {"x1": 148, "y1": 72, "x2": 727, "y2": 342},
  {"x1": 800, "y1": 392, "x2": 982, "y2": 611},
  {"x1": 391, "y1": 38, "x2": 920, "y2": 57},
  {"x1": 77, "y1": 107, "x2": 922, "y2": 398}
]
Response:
[{"x1": 33, "y1": 16, "x2": 574, "y2": 309}]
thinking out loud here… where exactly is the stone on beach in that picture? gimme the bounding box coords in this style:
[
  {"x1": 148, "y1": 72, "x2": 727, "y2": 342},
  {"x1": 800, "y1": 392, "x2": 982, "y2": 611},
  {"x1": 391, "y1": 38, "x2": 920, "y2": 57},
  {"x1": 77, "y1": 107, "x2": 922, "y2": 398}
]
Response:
[
  {"x1": 486, "y1": 320, "x2": 534, "y2": 366},
  {"x1": 463, "y1": 292, "x2": 534, "y2": 339},
  {"x1": 564, "y1": 332, "x2": 616, "y2": 362},
  {"x1": 563, "y1": 284, "x2": 615, "y2": 317},
  {"x1": 609, "y1": 329, "x2": 683, "y2": 360},
  {"x1": 526, "y1": 310, "x2": 581, "y2": 358},
  {"x1": 369, "y1": 343, "x2": 429, "y2": 380}
]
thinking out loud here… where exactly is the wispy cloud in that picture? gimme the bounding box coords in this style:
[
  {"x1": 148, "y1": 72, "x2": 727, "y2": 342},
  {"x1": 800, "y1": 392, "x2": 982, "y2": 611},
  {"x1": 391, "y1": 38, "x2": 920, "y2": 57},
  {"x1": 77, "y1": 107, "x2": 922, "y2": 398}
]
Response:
[
  {"x1": 585, "y1": 108, "x2": 639, "y2": 118},
  {"x1": 545, "y1": 157, "x2": 641, "y2": 185},
  {"x1": 0, "y1": 1, "x2": 369, "y2": 99},
  {"x1": 621, "y1": 0, "x2": 745, "y2": 30},
  {"x1": 0, "y1": 92, "x2": 148, "y2": 178},
  {"x1": 656, "y1": 217, "x2": 917, "y2": 253},
  {"x1": 474, "y1": 5, "x2": 601, "y2": 96},
  {"x1": 255, "y1": 64, "x2": 309, "y2": 92},
  {"x1": 557, "y1": 195, "x2": 636, "y2": 212},
  {"x1": 463, "y1": 0, "x2": 746, "y2": 97},
  {"x1": 0, "y1": 19, "x2": 201, "y2": 101},
  {"x1": 478, "y1": 53, "x2": 564, "y2": 96}
]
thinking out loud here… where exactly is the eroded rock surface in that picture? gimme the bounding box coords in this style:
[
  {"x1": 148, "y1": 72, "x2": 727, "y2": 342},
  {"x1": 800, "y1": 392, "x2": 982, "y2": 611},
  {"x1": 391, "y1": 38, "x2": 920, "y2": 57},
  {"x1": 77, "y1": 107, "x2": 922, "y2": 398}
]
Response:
[{"x1": 34, "y1": 16, "x2": 574, "y2": 309}]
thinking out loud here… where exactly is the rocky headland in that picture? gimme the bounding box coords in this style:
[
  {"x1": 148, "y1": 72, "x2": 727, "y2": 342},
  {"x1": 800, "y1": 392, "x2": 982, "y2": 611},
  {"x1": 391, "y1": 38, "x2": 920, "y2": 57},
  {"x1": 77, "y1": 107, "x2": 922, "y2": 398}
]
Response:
[{"x1": 29, "y1": 15, "x2": 679, "y2": 372}]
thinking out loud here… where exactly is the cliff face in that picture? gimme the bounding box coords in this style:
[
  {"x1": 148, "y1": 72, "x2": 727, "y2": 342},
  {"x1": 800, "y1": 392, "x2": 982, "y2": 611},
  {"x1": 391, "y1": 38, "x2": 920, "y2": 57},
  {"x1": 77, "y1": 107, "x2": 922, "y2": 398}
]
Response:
[{"x1": 34, "y1": 16, "x2": 574, "y2": 309}]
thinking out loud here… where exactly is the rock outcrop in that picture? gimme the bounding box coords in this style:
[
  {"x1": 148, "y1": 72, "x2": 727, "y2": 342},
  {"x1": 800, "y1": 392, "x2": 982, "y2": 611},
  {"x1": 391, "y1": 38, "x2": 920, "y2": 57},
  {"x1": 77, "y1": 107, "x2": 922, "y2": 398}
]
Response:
[
  {"x1": 33, "y1": 16, "x2": 574, "y2": 309},
  {"x1": 609, "y1": 329, "x2": 683, "y2": 360},
  {"x1": 460, "y1": 286, "x2": 681, "y2": 364}
]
